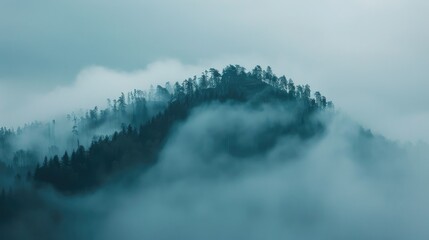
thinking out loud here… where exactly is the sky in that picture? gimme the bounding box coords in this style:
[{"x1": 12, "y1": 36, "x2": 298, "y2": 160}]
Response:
[{"x1": 0, "y1": 0, "x2": 428, "y2": 143}]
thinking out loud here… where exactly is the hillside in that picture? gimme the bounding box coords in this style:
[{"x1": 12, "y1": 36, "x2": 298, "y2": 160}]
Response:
[{"x1": 1, "y1": 65, "x2": 403, "y2": 240}]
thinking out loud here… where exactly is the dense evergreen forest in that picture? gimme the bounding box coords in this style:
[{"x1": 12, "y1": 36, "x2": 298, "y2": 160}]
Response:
[{"x1": 0, "y1": 65, "x2": 338, "y2": 231}]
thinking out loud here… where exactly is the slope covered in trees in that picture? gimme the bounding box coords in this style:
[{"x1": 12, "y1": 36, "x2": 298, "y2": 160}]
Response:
[
  {"x1": 32, "y1": 65, "x2": 334, "y2": 193},
  {"x1": 0, "y1": 65, "x2": 340, "y2": 229},
  {"x1": 0, "y1": 87, "x2": 170, "y2": 186}
]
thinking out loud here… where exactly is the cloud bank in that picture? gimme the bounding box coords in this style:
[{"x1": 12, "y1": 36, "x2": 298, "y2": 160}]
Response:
[
  {"x1": 94, "y1": 103, "x2": 429, "y2": 240},
  {"x1": 2, "y1": 99, "x2": 428, "y2": 240}
]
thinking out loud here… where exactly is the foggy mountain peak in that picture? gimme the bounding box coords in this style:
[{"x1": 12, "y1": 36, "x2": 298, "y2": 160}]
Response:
[{"x1": 1, "y1": 65, "x2": 427, "y2": 240}]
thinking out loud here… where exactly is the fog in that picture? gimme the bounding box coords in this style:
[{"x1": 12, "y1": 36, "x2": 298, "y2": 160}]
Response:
[
  {"x1": 1, "y1": 0, "x2": 429, "y2": 239},
  {"x1": 0, "y1": 60, "x2": 205, "y2": 127},
  {"x1": 94, "y1": 103, "x2": 429, "y2": 240},
  {"x1": 3, "y1": 101, "x2": 427, "y2": 240}
]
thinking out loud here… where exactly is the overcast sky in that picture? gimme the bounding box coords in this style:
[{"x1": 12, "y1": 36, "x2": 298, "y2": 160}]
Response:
[{"x1": 0, "y1": 0, "x2": 428, "y2": 143}]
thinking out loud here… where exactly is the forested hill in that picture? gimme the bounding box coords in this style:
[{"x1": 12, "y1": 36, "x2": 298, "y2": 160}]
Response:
[
  {"x1": 0, "y1": 65, "x2": 336, "y2": 226},
  {"x1": 32, "y1": 65, "x2": 333, "y2": 193}
]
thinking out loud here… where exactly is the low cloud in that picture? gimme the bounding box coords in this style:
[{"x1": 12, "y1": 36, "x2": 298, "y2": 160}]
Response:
[
  {"x1": 0, "y1": 59, "x2": 209, "y2": 127},
  {"x1": 2, "y1": 100, "x2": 429, "y2": 240},
  {"x1": 97, "y1": 103, "x2": 429, "y2": 240}
]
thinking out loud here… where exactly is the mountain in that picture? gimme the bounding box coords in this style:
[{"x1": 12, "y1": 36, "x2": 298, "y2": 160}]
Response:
[
  {"x1": 0, "y1": 65, "x2": 410, "y2": 240},
  {"x1": 34, "y1": 65, "x2": 335, "y2": 192}
]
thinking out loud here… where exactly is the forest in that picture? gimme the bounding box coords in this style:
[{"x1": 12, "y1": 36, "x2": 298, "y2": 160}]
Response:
[
  {"x1": 0, "y1": 65, "x2": 335, "y2": 222},
  {"x1": 11, "y1": 64, "x2": 412, "y2": 240}
]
